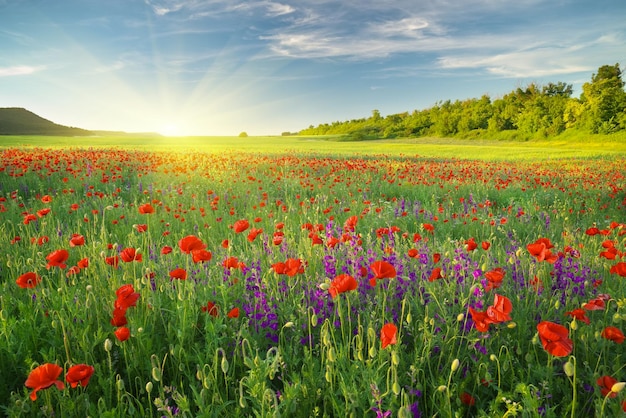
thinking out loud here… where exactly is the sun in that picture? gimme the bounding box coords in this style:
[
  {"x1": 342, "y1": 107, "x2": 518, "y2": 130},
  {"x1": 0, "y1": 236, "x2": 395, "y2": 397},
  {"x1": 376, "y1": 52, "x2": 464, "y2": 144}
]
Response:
[{"x1": 159, "y1": 122, "x2": 183, "y2": 137}]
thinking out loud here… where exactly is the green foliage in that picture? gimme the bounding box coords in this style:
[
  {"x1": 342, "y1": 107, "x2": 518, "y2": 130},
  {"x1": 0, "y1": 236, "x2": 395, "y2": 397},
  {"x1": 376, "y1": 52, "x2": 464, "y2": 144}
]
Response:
[
  {"x1": 0, "y1": 108, "x2": 93, "y2": 136},
  {"x1": 298, "y1": 64, "x2": 626, "y2": 140}
]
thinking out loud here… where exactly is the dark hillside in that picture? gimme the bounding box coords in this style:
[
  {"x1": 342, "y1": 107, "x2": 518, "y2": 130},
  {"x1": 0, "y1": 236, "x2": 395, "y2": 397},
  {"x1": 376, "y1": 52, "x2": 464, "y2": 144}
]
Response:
[{"x1": 0, "y1": 107, "x2": 93, "y2": 136}]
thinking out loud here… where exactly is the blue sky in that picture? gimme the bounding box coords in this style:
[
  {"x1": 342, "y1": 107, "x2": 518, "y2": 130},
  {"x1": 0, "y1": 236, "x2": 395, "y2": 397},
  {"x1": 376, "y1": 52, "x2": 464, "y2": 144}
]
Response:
[{"x1": 1, "y1": 0, "x2": 624, "y2": 136}]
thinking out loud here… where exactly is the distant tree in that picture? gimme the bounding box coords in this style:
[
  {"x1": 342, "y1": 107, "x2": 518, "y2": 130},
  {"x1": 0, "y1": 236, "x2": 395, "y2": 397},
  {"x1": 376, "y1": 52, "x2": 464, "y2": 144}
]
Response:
[
  {"x1": 579, "y1": 63, "x2": 626, "y2": 133},
  {"x1": 238, "y1": 131, "x2": 248, "y2": 137}
]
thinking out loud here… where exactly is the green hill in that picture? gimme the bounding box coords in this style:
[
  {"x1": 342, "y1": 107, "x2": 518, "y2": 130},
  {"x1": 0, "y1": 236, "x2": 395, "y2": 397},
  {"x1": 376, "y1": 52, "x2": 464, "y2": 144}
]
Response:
[{"x1": 0, "y1": 107, "x2": 93, "y2": 136}]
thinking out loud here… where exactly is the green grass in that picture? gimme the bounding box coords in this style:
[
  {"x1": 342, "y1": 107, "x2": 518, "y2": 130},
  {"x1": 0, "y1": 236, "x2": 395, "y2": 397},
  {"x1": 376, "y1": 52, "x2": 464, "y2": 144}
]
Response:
[
  {"x1": 2, "y1": 131, "x2": 626, "y2": 160},
  {"x1": 1, "y1": 143, "x2": 625, "y2": 417}
]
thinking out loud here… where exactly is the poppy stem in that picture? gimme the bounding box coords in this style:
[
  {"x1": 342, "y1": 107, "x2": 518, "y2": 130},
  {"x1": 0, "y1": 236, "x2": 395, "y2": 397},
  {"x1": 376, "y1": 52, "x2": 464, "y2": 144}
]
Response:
[{"x1": 57, "y1": 312, "x2": 72, "y2": 365}]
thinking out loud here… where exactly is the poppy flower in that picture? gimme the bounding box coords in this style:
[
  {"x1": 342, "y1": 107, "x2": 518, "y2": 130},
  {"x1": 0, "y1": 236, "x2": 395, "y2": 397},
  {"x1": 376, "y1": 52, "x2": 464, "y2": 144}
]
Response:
[
  {"x1": 161, "y1": 246, "x2": 173, "y2": 255},
  {"x1": 583, "y1": 296, "x2": 606, "y2": 311},
  {"x1": 460, "y1": 392, "x2": 476, "y2": 406},
  {"x1": 202, "y1": 301, "x2": 219, "y2": 317},
  {"x1": 46, "y1": 249, "x2": 69, "y2": 269},
  {"x1": 191, "y1": 249, "x2": 212, "y2": 263},
  {"x1": 486, "y1": 294, "x2": 512, "y2": 323},
  {"x1": 536, "y1": 321, "x2": 573, "y2": 357},
  {"x1": 247, "y1": 227, "x2": 263, "y2": 242},
  {"x1": 110, "y1": 307, "x2": 128, "y2": 327},
  {"x1": 233, "y1": 219, "x2": 250, "y2": 233},
  {"x1": 469, "y1": 307, "x2": 491, "y2": 332},
  {"x1": 328, "y1": 274, "x2": 358, "y2": 298},
  {"x1": 223, "y1": 256, "x2": 245, "y2": 269},
  {"x1": 69, "y1": 234, "x2": 85, "y2": 247},
  {"x1": 138, "y1": 203, "x2": 155, "y2": 214},
  {"x1": 115, "y1": 284, "x2": 140, "y2": 310},
  {"x1": 135, "y1": 224, "x2": 148, "y2": 233},
  {"x1": 484, "y1": 268, "x2": 505, "y2": 291},
  {"x1": 41, "y1": 195, "x2": 52, "y2": 203},
  {"x1": 37, "y1": 208, "x2": 51, "y2": 217},
  {"x1": 369, "y1": 260, "x2": 396, "y2": 286},
  {"x1": 428, "y1": 267, "x2": 443, "y2": 282},
  {"x1": 77, "y1": 258, "x2": 89, "y2": 269},
  {"x1": 527, "y1": 238, "x2": 558, "y2": 263},
  {"x1": 105, "y1": 255, "x2": 120, "y2": 268},
  {"x1": 465, "y1": 237, "x2": 478, "y2": 252},
  {"x1": 565, "y1": 308, "x2": 590, "y2": 325},
  {"x1": 178, "y1": 235, "x2": 206, "y2": 254},
  {"x1": 119, "y1": 247, "x2": 142, "y2": 263},
  {"x1": 481, "y1": 241, "x2": 491, "y2": 250},
  {"x1": 169, "y1": 268, "x2": 187, "y2": 280},
  {"x1": 407, "y1": 248, "x2": 419, "y2": 258},
  {"x1": 380, "y1": 323, "x2": 398, "y2": 349},
  {"x1": 343, "y1": 215, "x2": 358, "y2": 232},
  {"x1": 597, "y1": 375, "x2": 618, "y2": 398},
  {"x1": 16, "y1": 272, "x2": 41, "y2": 289},
  {"x1": 601, "y1": 326, "x2": 624, "y2": 344},
  {"x1": 610, "y1": 262, "x2": 626, "y2": 277},
  {"x1": 114, "y1": 326, "x2": 130, "y2": 342},
  {"x1": 227, "y1": 307, "x2": 240, "y2": 318},
  {"x1": 66, "y1": 364, "x2": 95, "y2": 388},
  {"x1": 25, "y1": 363, "x2": 65, "y2": 401}
]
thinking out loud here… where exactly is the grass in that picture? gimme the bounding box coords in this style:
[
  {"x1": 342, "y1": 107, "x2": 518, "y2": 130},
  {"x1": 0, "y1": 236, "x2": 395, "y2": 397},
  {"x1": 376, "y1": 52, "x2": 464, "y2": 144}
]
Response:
[
  {"x1": 1, "y1": 130, "x2": 626, "y2": 160},
  {"x1": 0, "y1": 140, "x2": 625, "y2": 417}
]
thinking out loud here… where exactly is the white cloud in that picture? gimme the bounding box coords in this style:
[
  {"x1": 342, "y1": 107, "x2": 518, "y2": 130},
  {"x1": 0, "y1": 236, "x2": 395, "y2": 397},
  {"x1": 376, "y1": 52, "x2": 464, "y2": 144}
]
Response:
[{"x1": 0, "y1": 65, "x2": 42, "y2": 77}]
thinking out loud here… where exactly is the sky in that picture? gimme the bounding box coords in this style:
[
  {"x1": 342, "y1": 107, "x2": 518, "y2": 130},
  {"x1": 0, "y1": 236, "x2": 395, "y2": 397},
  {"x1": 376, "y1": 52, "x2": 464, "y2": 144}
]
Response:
[{"x1": 0, "y1": 0, "x2": 624, "y2": 136}]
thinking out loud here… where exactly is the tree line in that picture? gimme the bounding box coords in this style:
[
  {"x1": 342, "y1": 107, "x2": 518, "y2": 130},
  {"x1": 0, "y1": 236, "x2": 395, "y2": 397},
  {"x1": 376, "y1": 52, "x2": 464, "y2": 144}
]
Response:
[{"x1": 297, "y1": 63, "x2": 626, "y2": 140}]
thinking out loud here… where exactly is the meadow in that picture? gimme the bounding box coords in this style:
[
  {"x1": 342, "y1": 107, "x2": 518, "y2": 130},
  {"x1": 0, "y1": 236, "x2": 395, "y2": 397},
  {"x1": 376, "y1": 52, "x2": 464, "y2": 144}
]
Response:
[{"x1": 0, "y1": 136, "x2": 625, "y2": 417}]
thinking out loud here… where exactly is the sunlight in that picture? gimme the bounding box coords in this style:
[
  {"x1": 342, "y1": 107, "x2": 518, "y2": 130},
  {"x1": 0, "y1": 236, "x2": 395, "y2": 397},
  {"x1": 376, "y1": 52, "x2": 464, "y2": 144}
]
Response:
[{"x1": 159, "y1": 122, "x2": 183, "y2": 137}]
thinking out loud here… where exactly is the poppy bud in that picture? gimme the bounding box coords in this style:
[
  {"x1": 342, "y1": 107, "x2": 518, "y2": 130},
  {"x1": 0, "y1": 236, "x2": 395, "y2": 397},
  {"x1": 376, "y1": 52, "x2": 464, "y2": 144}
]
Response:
[
  {"x1": 437, "y1": 385, "x2": 447, "y2": 392},
  {"x1": 563, "y1": 361, "x2": 575, "y2": 377},
  {"x1": 451, "y1": 358, "x2": 460, "y2": 372},
  {"x1": 457, "y1": 313, "x2": 464, "y2": 322},
  {"x1": 221, "y1": 356, "x2": 229, "y2": 374},
  {"x1": 612, "y1": 382, "x2": 626, "y2": 394},
  {"x1": 104, "y1": 338, "x2": 113, "y2": 352},
  {"x1": 570, "y1": 319, "x2": 578, "y2": 330}
]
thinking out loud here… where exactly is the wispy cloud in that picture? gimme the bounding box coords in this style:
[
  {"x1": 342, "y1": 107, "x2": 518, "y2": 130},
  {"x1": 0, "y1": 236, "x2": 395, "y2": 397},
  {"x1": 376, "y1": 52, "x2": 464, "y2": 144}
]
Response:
[{"x1": 0, "y1": 65, "x2": 43, "y2": 77}]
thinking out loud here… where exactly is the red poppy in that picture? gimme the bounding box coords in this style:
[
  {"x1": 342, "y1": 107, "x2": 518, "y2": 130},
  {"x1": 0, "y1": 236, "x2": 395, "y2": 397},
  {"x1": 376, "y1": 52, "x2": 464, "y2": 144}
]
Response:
[
  {"x1": 565, "y1": 308, "x2": 590, "y2": 325},
  {"x1": 283, "y1": 258, "x2": 304, "y2": 276},
  {"x1": 227, "y1": 307, "x2": 240, "y2": 318},
  {"x1": 202, "y1": 301, "x2": 219, "y2": 317},
  {"x1": 135, "y1": 224, "x2": 148, "y2": 233},
  {"x1": 161, "y1": 245, "x2": 173, "y2": 255},
  {"x1": 110, "y1": 307, "x2": 128, "y2": 327},
  {"x1": 369, "y1": 260, "x2": 396, "y2": 286},
  {"x1": 486, "y1": 294, "x2": 512, "y2": 323},
  {"x1": 460, "y1": 392, "x2": 476, "y2": 406},
  {"x1": 428, "y1": 267, "x2": 443, "y2": 282},
  {"x1": 423, "y1": 223, "x2": 434, "y2": 233},
  {"x1": 23, "y1": 213, "x2": 37, "y2": 224},
  {"x1": 527, "y1": 238, "x2": 558, "y2": 263},
  {"x1": 433, "y1": 253, "x2": 441, "y2": 264},
  {"x1": 343, "y1": 215, "x2": 358, "y2": 232},
  {"x1": 469, "y1": 307, "x2": 491, "y2": 332},
  {"x1": 119, "y1": 247, "x2": 142, "y2": 263},
  {"x1": 41, "y1": 195, "x2": 52, "y2": 203},
  {"x1": 481, "y1": 241, "x2": 491, "y2": 250},
  {"x1": 380, "y1": 323, "x2": 398, "y2": 349},
  {"x1": 601, "y1": 326, "x2": 625, "y2": 344},
  {"x1": 138, "y1": 203, "x2": 155, "y2": 214},
  {"x1": 16, "y1": 272, "x2": 41, "y2": 289},
  {"x1": 223, "y1": 256, "x2": 245, "y2": 269},
  {"x1": 465, "y1": 237, "x2": 478, "y2": 252},
  {"x1": 77, "y1": 258, "x2": 89, "y2": 269},
  {"x1": 169, "y1": 268, "x2": 187, "y2": 280},
  {"x1": 114, "y1": 326, "x2": 130, "y2": 341},
  {"x1": 484, "y1": 268, "x2": 505, "y2": 291},
  {"x1": 46, "y1": 249, "x2": 69, "y2": 269},
  {"x1": 69, "y1": 234, "x2": 85, "y2": 247},
  {"x1": 597, "y1": 375, "x2": 618, "y2": 398},
  {"x1": 25, "y1": 363, "x2": 65, "y2": 401},
  {"x1": 328, "y1": 274, "x2": 358, "y2": 298},
  {"x1": 536, "y1": 321, "x2": 573, "y2": 357},
  {"x1": 178, "y1": 235, "x2": 206, "y2": 254},
  {"x1": 115, "y1": 284, "x2": 140, "y2": 310},
  {"x1": 233, "y1": 219, "x2": 250, "y2": 233},
  {"x1": 583, "y1": 297, "x2": 606, "y2": 311},
  {"x1": 66, "y1": 364, "x2": 95, "y2": 388},
  {"x1": 247, "y1": 227, "x2": 263, "y2": 242},
  {"x1": 610, "y1": 262, "x2": 626, "y2": 277},
  {"x1": 191, "y1": 249, "x2": 212, "y2": 263},
  {"x1": 407, "y1": 248, "x2": 419, "y2": 258},
  {"x1": 105, "y1": 255, "x2": 120, "y2": 268}
]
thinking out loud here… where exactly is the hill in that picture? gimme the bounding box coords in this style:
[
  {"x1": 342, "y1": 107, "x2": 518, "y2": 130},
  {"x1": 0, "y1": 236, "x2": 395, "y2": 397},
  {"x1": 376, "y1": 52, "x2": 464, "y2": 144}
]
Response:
[{"x1": 0, "y1": 107, "x2": 93, "y2": 136}]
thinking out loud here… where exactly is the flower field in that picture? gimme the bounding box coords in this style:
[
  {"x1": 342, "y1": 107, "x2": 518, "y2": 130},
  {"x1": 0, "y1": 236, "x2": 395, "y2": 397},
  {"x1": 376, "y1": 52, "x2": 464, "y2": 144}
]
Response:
[{"x1": 1, "y1": 146, "x2": 625, "y2": 417}]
